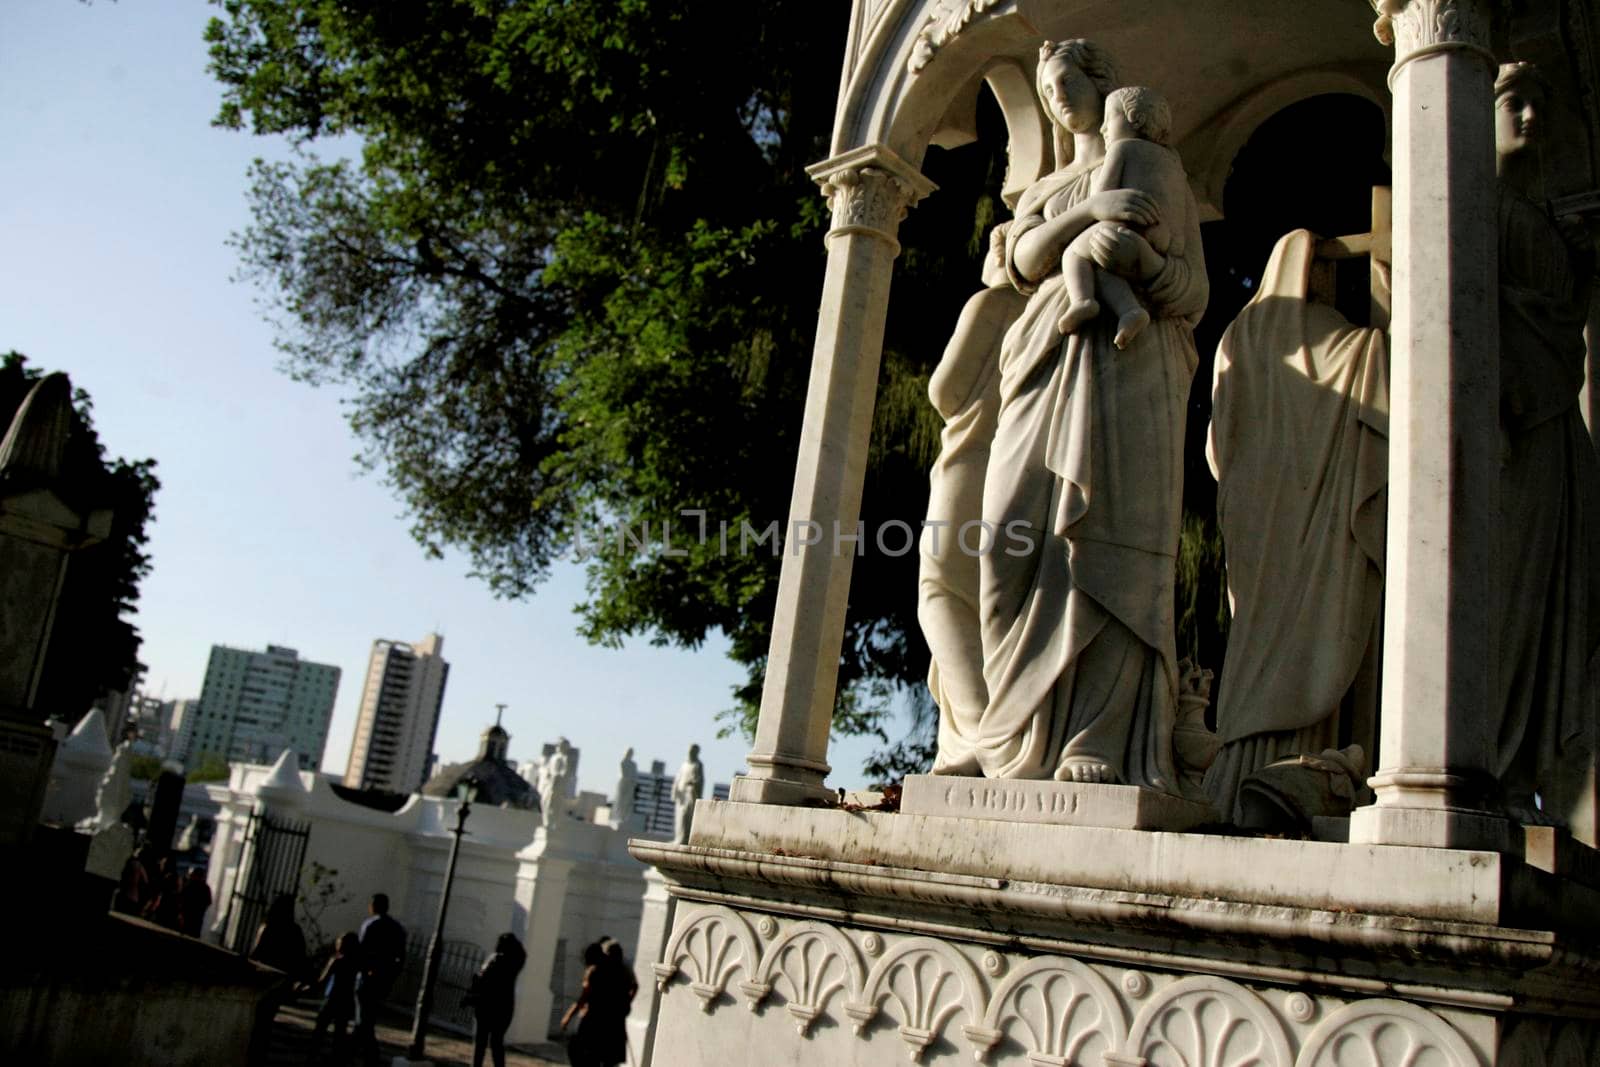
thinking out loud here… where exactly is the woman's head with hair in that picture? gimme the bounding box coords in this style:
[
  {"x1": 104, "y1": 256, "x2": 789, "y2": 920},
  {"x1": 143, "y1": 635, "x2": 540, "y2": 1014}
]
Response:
[
  {"x1": 267, "y1": 892, "x2": 296, "y2": 925},
  {"x1": 1495, "y1": 61, "x2": 1550, "y2": 161},
  {"x1": 604, "y1": 941, "x2": 626, "y2": 967},
  {"x1": 1036, "y1": 39, "x2": 1120, "y2": 146},
  {"x1": 337, "y1": 931, "x2": 361, "y2": 956},
  {"x1": 496, "y1": 932, "x2": 526, "y2": 962},
  {"x1": 583, "y1": 941, "x2": 607, "y2": 968}
]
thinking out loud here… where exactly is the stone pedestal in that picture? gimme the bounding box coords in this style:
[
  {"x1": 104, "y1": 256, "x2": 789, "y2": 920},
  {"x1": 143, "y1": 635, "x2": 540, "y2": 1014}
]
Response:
[
  {"x1": 506, "y1": 832, "x2": 575, "y2": 1045},
  {"x1": 901, "y1": 776, "x2": 1216, "y2": 831},
  {"x1": 628, "y1": 865, "x2": 676, "y2": 1067},
  {"x1": 632, "y1": 801, "x2": 1600, "y2": 1066}
]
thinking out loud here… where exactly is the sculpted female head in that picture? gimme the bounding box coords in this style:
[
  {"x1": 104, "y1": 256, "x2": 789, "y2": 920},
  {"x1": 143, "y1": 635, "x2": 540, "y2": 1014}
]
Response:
[
  {"x1": 1036, "y1": 39, "x2": 1119, "y2": 134},
  {"x1": 1495, "y1": 61, "x2": 1550, "y2": 159}
]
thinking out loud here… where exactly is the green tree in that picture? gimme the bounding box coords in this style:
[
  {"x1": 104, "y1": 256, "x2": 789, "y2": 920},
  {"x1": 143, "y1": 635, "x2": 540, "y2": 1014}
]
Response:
[
  {"x1": 1, "y1": 353, "x2": 159, "y2": 719},
  {"x1": 207, "y1": 0, "x2": 1013, "y2": 775}
]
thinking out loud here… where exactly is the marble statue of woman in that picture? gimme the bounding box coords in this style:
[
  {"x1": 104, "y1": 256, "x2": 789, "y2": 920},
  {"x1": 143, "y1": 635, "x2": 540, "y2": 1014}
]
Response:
[
  {"x1": 671, "y1": 743, "x2": 704, "y2": 844},
  {"x1": 1202, "y1": 229, "x2": 1388, "y2": 823},
  {"x1": 971, "y1": 39, "x2": 1207, "y2": 786},
  {"x1": 1490, "y1": 62, "x2": 1600, "y2": 837},
  {"x1": 922, "y1": 222, "x2": 1028, "y2": 775}
]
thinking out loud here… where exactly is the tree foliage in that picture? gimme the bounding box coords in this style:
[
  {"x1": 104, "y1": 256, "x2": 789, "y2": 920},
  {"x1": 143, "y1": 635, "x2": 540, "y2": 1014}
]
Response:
[
  {"x1": 1, "y1": 353, "x2": 159, "y2": 719},
  {"x1": 207, "y1": 0, "x2": 1012, "y2": 774}
]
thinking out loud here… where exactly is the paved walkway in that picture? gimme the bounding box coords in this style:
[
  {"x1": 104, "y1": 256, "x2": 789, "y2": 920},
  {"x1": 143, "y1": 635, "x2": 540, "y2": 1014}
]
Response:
[{"x1": 266, "y1": 997, "x2": 568, "y2": 1066}]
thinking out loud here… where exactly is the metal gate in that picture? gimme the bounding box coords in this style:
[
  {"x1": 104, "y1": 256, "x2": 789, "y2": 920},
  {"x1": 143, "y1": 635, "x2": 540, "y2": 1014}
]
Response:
[
  {"x1": 223, "y1": 807, "x2": 312, "y2": 955},
  {"x1": 388, "y1": 933, "x2": 486, "y2": 1035}
]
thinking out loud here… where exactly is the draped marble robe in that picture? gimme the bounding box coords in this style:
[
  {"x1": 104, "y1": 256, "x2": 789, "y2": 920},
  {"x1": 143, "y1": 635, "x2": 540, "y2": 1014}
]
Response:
[
  {"x1": 1494, "y1": 183, "x2": 1600, "y2": 835},
  {"x1": 970, "y1": 160, "x2": 1207, "y2": 786},
  {"x1": 1203, "y1": 229, "x2": 1389, "y2": 822}
]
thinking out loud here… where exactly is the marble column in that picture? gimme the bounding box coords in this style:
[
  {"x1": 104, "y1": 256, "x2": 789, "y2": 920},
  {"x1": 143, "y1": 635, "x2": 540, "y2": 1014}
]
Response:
[
  {"x1": 506, "y1": 835, "x2": 575, "y2": 1044},
  {"x1": 729, "y1": 145, "x2": 935, "y2": 806},
  {"x1": 1350, "y1": 0, "x2": 1513, "y2": 850}
]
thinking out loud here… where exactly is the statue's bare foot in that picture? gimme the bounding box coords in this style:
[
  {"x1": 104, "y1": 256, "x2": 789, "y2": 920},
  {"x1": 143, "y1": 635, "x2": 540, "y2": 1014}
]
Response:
[
  {"x1": 1058, "y1": 757, "x2": 1118, "y2": 784},
  {"x1": 1057, "y1": 299, "x2": 1099, "y2": 336},
  {"x1": 1114, "y1": 308, "x2": 1150, "y2": 349}
]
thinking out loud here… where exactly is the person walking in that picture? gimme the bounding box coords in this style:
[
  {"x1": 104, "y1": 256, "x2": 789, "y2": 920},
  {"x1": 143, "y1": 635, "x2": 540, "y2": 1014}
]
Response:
[
  {"x1": 177, "y1": 868, "x2": 212, "y2": 938},
  {"x1": 560, "y1": 941, "x2": 629, "y2": 1067},
  {"x1": 467, "y1": 933, "x2": 526, "y2": 1067},
  {"x1": 249, "y1": 892, "x2": 307, "y2": 978},
  {"x1": 314, "y1": 931, "x2": 363, "y2": 1057},
  {"x1": 353, "y1": 892, "x2": 406, "y2": 1065}
]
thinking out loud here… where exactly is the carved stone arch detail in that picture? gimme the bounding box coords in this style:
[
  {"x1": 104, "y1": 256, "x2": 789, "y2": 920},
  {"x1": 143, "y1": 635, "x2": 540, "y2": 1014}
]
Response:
[
  {"x1": 1179, "y1": 67, "x2": 1390, "y2": 221},
  {"x1": 652, "y1": 905, "x2": 762, "y2": 1013},
  {"x1": 964, "y1": 955, "x2": 1129, "y2": 1064},
  {"x1": 744, "y1": 919, "x2": 867, "y2": 1034},
  {"x1": 847, "y1": 935, "x2": 988, "y2": 1062},
  {"x1": 1123, "y1": 975, "x2": 1295, "y2": 1067},
  {"x1": 1294, "y1": 999, "x2": 1481, "y2": 1067}
]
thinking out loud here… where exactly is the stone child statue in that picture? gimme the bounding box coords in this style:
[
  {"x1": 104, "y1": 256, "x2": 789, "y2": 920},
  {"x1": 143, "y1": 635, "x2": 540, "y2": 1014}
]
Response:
[
  {"x1": 671, "y1": 743, "x2": 704, "y2": 844},
  {"x1": 1490, "y1": 61, "x2": 1600, "y2": 838},
  {"x1": 921, "y1": 222, "x2": 1028, "y2": 776},
  {"x1": 1056, "y1": 86, "x2": 1188, "y2": 350}
]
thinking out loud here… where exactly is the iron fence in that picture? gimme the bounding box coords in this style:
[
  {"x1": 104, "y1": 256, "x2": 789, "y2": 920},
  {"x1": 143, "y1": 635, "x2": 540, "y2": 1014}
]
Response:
[{"x1": 388, "y1": 933, "x2": 485, "y2": 1035}]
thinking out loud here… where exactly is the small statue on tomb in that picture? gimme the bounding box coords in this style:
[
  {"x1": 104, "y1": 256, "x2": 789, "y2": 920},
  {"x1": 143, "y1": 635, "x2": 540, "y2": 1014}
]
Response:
[
  {"x1": 1056, "y1": 86, "x2": 1189, "y2": 350},
  {"x1": 671, "y1": 743, "x2": 704, "y2": 844},
  {"x1": 922, "y1": 222, "x2": 1027, "y2": 776},
  {"x1": 613, "y1": 747, "x2": 638, "y2": 827},
  {"x1": 539, "y1": 738, "x2": 574, "y2": 825},
  {"x1": 1489, "y1": 61, "x2": 1600, "y2": 838}
]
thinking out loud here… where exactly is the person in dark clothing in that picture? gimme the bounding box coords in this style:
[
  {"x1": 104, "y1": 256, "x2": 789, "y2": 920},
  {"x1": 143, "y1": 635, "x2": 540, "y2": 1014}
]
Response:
[
  {"x1": 353, "y1": 892, "x2": 406, "y2": 1065},
  {"x1": 314, "y1": 931, "x2": 363, "y2": 1055},
  {"x1": 143, "y1": 857, "x2": 182, "y2": 930},
  {"x1": 560, "y1": 941, "x2": 630, "y2": 1067},
  {"x1": 177, "y1": 868, "x2": 212, "y2": 938},
  {"x1": 113, "y1": 852, "x2": 148, "y2": 916},
  {"x1": 468, "y1": 932, "x2": 526, "y2": 1067},
  {"x1": 249, "y1": 892, "x2": 307, "y2": 979}
]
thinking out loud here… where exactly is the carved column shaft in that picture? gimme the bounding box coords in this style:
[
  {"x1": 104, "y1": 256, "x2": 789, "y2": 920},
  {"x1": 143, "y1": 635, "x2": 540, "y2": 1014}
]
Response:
[
  {"x1": 730, "y1": 146, "x2": 935, "y2": 806},
  {"x1": 1351, "y1": 0, "x2": 1513, "y2": 849}
]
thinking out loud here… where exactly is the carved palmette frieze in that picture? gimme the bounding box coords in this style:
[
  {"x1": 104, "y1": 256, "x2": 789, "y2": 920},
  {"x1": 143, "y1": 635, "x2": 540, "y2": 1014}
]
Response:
[
  {"x1": 654, "y1": 904, "x2": 1533, "y2": 1065},
  {"x1": 908, "y1": 0, "x2": 1004, "y2": 74},
  {"x1": 1370, "y1": 0, "x2": 1493, "y2": 60},
  {"x1": 1295, "y1": 999, "x2": 1480, "y2": 1066}
]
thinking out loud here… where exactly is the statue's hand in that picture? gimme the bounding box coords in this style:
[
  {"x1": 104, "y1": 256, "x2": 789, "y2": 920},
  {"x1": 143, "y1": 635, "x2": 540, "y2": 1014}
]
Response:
[
  {"x1": 1087, "y1": 189, "x2": 1159, "y2": 228},
  {"x1": 1087, "y1": 223, "x2": 1160, "y2": 280}
]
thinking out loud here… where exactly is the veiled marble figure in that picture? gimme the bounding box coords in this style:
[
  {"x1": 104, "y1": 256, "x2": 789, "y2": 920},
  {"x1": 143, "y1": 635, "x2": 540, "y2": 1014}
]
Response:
[
  {"x1": 1490, "y1": 62, "x2": 1600, "y2": 834},
  {"x1": 938, "y1": 39, "x2": 1208, "y2": 786},
  {"x1": 921, "y1": 224, "x2": 1027, "y2": 776}
]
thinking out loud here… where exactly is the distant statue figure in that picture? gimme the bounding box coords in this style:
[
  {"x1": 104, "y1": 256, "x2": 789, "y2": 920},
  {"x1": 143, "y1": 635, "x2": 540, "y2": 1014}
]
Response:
[
  {"x1": 973, "y1": 39, "x2": 1208, "y2": 785},
  {"x1": 613, "y1": 747, "x2": 638, "y2": 826},
  {"x1": 1056, "y1": 86, "x2": 1190, "y2": 350},
  {"x1": 922, "y1": 223, "x2": 1028, "y2": 775},
  {"x1": 82, "y1": 738, "x2": 134, "y2": 832},
  {"x1": 1490, "y1": 62, "x2": 1600, "y2": 838},
  {"x1": 671, "y1": 744, "x2": 704, "y2": 844},
  {"x1": 540, "y1": 739, "x2": 574, "y2": 824},
  {"x1": 1203, "y1": 228, "x2": 1388, "y2": 823}
]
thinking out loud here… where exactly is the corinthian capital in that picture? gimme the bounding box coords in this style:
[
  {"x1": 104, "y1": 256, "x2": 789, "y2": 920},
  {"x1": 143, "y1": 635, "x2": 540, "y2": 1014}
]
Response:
[
  {"x1": 806, "y1": 145, "x2": 938, "y2": 249},
  {"x1": 1371, "y1": 0, "x2": 1492, "y2": 55}
]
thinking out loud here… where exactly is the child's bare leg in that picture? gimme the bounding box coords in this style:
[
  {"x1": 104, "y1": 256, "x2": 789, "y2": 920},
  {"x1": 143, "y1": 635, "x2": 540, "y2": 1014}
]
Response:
[
  {"x1": 1056, "y1": 231, "x2": 1100, "y2": 335},
  {"x1": 1096, "y1": 270, "x2": 1149, "y2": 349}
]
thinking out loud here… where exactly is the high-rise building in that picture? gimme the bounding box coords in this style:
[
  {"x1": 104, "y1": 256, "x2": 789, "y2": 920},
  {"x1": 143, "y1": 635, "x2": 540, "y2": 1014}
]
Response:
[
  {"x1": 342, "y1": 633, "x2": 450, "y2": 794},
  {"x1": 189, "y1": 645, "x2": 341, "y2": 771},
  {"x1": 165, "y1": 697, "x2": 201, "y2": 763}
]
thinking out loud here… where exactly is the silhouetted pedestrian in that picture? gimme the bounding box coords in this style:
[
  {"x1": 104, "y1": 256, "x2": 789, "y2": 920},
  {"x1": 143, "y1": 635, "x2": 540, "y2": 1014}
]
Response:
[
  {"x1": 560, "y1": 940, "x2": 630, "y2": 1067},
  {"x1": 315, "y1": 931, "x2": 363, "y2": 1056},
  {"x1": 249, "y1": 892, "x2": 307, "y2": 978},
  {"x1": 353, "y1": 892, "x2": 406, "y2": 1065},
  {"x1": 177, "y1": 868, "x2": 212, "y2": 938},
  {"x1": 468, "y1": 932, "x2": 526, "y2": 1067},
  {"x1": 143, "y1": 856, "x2": 182, "y2": 930}
]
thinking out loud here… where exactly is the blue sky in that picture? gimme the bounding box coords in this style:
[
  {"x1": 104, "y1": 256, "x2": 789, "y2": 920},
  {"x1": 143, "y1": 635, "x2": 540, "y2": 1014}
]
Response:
[{"x1": 1, "y1": 0, "x2": 888, "y2": 795}]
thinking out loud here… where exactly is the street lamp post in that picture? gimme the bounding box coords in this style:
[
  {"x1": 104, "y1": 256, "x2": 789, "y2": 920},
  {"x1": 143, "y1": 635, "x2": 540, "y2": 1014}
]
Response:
[{"x1": 407, "y1": 777, "x2": 478, "y2": 1060}]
